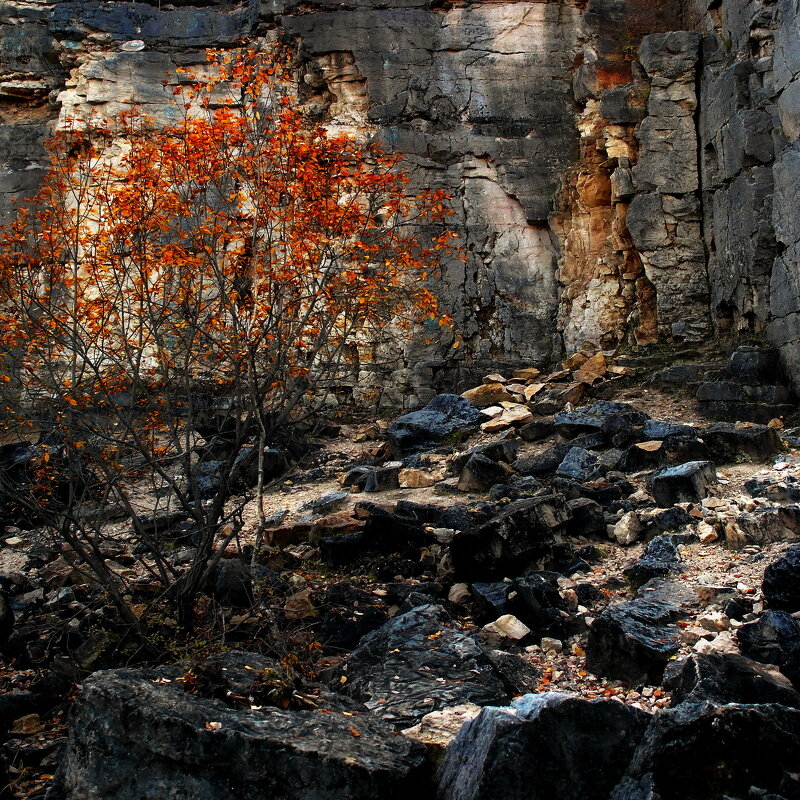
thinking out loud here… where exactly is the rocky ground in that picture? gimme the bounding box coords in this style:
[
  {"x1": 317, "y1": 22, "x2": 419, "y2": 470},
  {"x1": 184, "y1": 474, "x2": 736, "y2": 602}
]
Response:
[{"x1": 2, "y1": 344, "x2": 800, "y2": 799}]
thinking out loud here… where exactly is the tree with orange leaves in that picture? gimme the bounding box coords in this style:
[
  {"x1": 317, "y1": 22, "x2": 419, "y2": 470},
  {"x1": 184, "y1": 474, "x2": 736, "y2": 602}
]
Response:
[{"x1": 0, "y1": 45, "x2": 457, "y2": 633}]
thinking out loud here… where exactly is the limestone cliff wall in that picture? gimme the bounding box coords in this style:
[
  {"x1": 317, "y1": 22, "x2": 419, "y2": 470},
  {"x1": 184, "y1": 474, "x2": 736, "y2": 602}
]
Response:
[
  {"x1": 0, "y1": 0, "x2": 797, "y2": 402},
  {"x1": 687, "y1": 0, "x2": 800, "y2": 382}
]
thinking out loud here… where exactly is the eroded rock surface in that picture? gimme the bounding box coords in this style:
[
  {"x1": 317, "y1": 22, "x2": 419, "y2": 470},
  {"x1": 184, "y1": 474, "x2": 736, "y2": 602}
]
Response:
[{"x1": 50, "y1": 667, "x2": 429, "y2": 800}]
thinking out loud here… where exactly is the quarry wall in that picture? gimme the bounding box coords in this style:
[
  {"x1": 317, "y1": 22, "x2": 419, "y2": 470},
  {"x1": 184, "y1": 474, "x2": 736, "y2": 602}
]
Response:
[{"x1": 0, "y1": 0, "x2": 797, "y2": 404}]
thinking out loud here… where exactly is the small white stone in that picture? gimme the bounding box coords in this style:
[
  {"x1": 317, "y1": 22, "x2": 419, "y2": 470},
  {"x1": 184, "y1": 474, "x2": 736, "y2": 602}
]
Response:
[
  {"x1": 613, "y1": 512, "x2": 642, "y2": 546},
  {"x1": 697, "y1": 611, "x2": 730, "y2": 632},
  {"x1": 560, "y1": 588, "x2": 579, "y2": 611},
  {"x1": 697, "y1": 522, "x2": 719, "y2": 544},
  {"x1": 448, "y1": 583, "x2": 470, "y2": 605},
  {"x1": 680, "y1": 626, "x2": 709, "y2": 645},
  {"x1": 693, "y1": 630, "x2": 737, "y2": 655},
  {"x1": 480, "y1": 614, "x2": 531, "y2": 647},
  {"x1": 540, "y1": 636, "x2": 563, "y2": 653}
]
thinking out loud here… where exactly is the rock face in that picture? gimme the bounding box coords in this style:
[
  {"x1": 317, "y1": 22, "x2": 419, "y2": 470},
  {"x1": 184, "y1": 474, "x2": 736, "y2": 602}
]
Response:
[
  {"x1": 3, "y1": 0, "x2": 800, "y2": 395},
  {"x1": 51, "y1": 667, "x2": 429, "y2": 800},
  {"x1": 627, "y1": 32, "x2": 709, "y2": 342},
  {"x1": 437, "y1": 693, "x2": 649, "y2": 800}
]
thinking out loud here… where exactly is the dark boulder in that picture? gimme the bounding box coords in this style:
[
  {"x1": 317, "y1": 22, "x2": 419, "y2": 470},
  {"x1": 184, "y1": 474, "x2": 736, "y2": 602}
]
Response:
[
  {"x1": 133, "y1": 510, "x2": 190, "y2": 538},
  {"x1": 449, "y1": 495, "x2": 571, "y2": 581},
  {"x1": 575, "y1": 582, "x2": 603, "y2": 605},
  {"x1": 393, "y1": 500, "x2": 446, "y2": 525},
  {"x1": 662, "y1": 434, "x2": 711, "y2": 464},
  {"x1": 488, "y1": 478, "x2": 542, "y2": 502},
  {"x1": 451, "y1": 439, "x2": 520, "y2": 475},
  {"x1": 701, "y1": 422, "x2": 783, "y2": 462},
  {"x1": 50, "y1": 667, "x2": 429, "y2": 800},
  {"x1": 697, "y1": 398, "x2": 795, "y2": 424},
  {"x1": 191, "y1": 459, "x2": 224, "y2": 499},
  {"x1": 609, "y1": 700, "x2": 800, "y2": 800},
  {"x1": 553, "y1": 401, "x2": 650, "y2": 440},
  {"x1": 664, "y1": 652, "x2": 800, "y2": 708},
  {"x1": 745, "y1": 473, "x2": 800, "y2": 503},
  {"x1": 696, "y1": 347, "x2": 794, "y2": 423},
  {"x1": 0, "y1": 591, "x2": 13, "y2": 645},
  {"x1": 738, "y1": 610, "x2": 800, "y2": 667},
  {"x1": 386, "y1": 394, "x2": 487, "y2": 454},
  {"x1": 361, "y1": 507, "x2": 434, "y2": 555},
  {"x1": 600, "y1": 82, "x2": 648, "y2": 124},
  {"x1": 512, "y1": 444, "x2": 572, "y2": 477},
  {"x1": 618, "y1": 442, "x2": 668, "y2": 472},
  {"x1": 568, "y1": 431, "x2": 610, "y2": 450},
  {"x1": 398, "y1": 591, "x2": 440, "y2": 614},
  {"x1": 335, "y1": 604, "x2": 508, "y2": 728},
  {"x1": 230, "y1": 447, "x2": 289, "y2": 492},
  {"x1": 0, "y1": 442, "x2": 37, "y2": 526},
  {"x1": 555, "y1": 447, "x2": 607, "y2": 482},
  {"x1": 510, "y1": 573, "x2": 567, "y2": 640},
  {"x1": 585, "y1": 599, "x2": 681, "y2": 684},
  {"x1": 440, "y1": 504, "x2": 492, "y2": 531},
  {"x1": 458, "y1": 454, "x2": 510, "y2": 492},
  {"x1": 342, "y1": 467, "x2": 371, "y2": 490},
  {"x1": 642, "y1": 420, "x2": 698, "y2": 440},
  {"x1": 363, "y1": 466, "x2": 401, "y2": 493},
  {"x1": 552, "y1": 473, "x2": 633, "y2": 506},
  {"x1": 319, "y1": 532, "x2": 368, "y2": 567},
  {"x1": 318, "y1": 583, "x2": 389, "y2": 653},
  {"x1": 0, "y1": 673, "x2": 68, "y2": 736},
  {"x1": 763, "y1": 545, "x2": 800, "y2": 611},
  {"x1": 650, "y1": 363, "x2": 725, "y2": 389},
  {"x1": 723, "y1": 596, "x2": 754, "y2": 620},
  {"x1": 642, "y1": 507, "x2": 694, "y2": 536},
  {"x1": 565, "y1": 498, "x2": 606, "y2": 536},
  {"x1": 375, "y1": 556, "x2": 426, "y2": 581},
  {"x1": 483, "y1": 650, "x2": 541, "y2": 695},
  {"x1": 210, "y1": 559, "x2": 254, "y2": 607},
  {"x1": 648, "y1": 461, "x2": 717, "y2": 506},
  {"x1": 469, "y1": 582, "x2": 514, "y2": 623},
  {"x1": 518, "y1": 418, "x2": 555, "y2": 442},
  {"x1": 696, "y1": 381, "x2": 791, "y2": 406},
  {"x1": 636, "y1": 578, "x2": 698, "y2": 608},
  {"x1": 728, "y1": 346, "x2": 784, "y2": 385},
  {"x1": 438, "y1": 692, "x2": 649, "y2": 800},
  {"x1": 623, "y1": 534, "x2": 684, "y2": 588}
]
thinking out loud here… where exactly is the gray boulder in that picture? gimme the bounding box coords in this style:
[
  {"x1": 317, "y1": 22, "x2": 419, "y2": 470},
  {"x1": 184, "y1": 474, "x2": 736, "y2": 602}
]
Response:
[
  {"x1": 438, "y1": 692, "x2": 648, "y2": 800},
  {"x1": 648, "y1": 461, "x2": 717, "y2": 506},
  {"x1": 386, "y1": 394, "x2": 487, "y2": 454},
  {"x1": 610, "y1": 700, "x2": 800, "y2": 800},
  {"x1": 586, "y1": 599, "x2": 681, "y2": 684},
  {"x1": 623, "y1": 534, "x2": 685, "y2": 588},
  {"x1": 763, "y1": 544, "x2": 800, "y2": 611},
  {"x1": 449, "y1": 494, "x2": 571, "y2": 581},
  {"x1": 50, "y1": 667, "x2": 429, "y2": 800}
]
